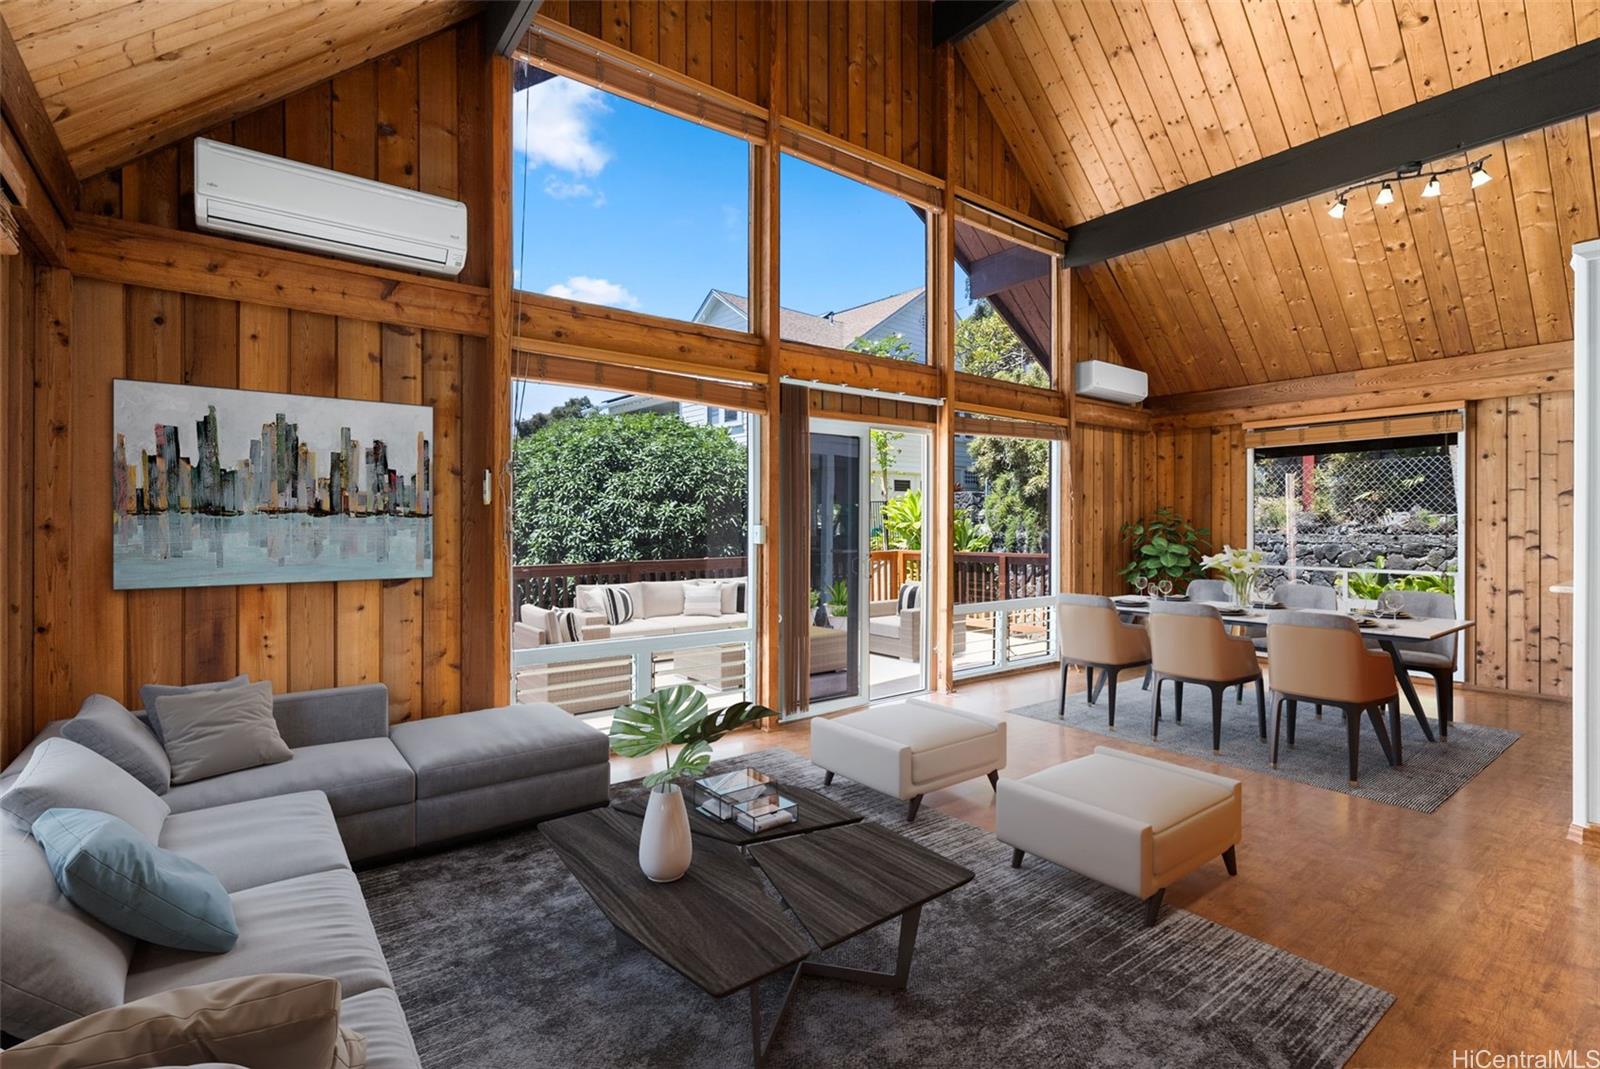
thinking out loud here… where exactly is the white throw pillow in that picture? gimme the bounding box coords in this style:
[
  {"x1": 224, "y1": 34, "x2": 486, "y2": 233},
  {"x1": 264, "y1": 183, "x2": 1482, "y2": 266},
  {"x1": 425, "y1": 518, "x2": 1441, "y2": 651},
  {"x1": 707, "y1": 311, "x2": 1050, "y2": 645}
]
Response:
[
  {"x1": 640, "y1": 581, "x2": 686, "y2": 619},
  {"x1": 683, "y1": 585, "x2": 723, "y2": 618},
  {"x1": 0, "y1": 738, "x2": 170, "y2": 842}
]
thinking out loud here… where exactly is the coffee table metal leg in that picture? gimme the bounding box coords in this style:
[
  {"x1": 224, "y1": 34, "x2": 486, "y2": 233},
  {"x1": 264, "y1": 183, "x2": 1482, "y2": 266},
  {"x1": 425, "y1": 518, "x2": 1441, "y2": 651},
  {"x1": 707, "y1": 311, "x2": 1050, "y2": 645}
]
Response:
[{"x1": 745, "y1": 904, "x2": 926, "y2": 1066}]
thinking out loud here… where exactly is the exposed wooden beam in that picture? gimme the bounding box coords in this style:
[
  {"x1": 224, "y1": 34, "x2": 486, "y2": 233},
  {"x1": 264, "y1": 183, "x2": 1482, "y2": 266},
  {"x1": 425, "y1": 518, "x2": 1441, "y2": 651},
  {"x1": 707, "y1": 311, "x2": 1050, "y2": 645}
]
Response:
[
  {"x1": 66, "y1": 214, "x2": 490, "y2": 334},
  {"x1": 1062, "y1": 39, "x2": 1600, "y2": 267},
  {"x1": 513, "y1": 291, "x2": 764, "y2": 381},
  {"x1": 485, "y1": 0, "x2": 542, "y2": 56},
  {"x1": 0, "y1": 14, "x2": 76, "y2": 219},
  {"x1": 932, "y1": 1, "x2": 1017, "y2": 47},
  {"x1": 0, "y1": 197, "x2": 17, "y2": 255},
  {"x1": 1150, "y1": 341, "x2": 1574, "y2": 426},
  {"x1": 965, "y1": 243, "x2": 1052, "y2": 299},
  {"x1": 0, "y1": 119, "x2": 65, "y2": 265}
]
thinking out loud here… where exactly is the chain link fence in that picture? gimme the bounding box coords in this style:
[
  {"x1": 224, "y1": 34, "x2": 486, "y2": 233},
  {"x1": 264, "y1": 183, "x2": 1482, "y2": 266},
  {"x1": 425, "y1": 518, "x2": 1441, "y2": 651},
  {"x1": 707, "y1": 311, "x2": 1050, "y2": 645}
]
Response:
[{"x1": 1251, "y1": 445, "x2": 1460, "y2": 598}]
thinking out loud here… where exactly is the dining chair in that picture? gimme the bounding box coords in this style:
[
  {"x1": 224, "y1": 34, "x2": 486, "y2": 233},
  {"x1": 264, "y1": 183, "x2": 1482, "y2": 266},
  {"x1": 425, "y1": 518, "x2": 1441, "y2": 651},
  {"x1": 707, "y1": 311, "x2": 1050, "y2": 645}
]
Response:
[
  {"x1": 1385, "y1": 589, "x2": 1459, "y2": 738},
  {"x1": 1056, "y1": 595, "x2": 1152, "y2": 728},
  {"x1": 1265, "y1": 611, "x2": 1399, "y2": 784},
  {"x1": 1186, "y1": 578, "x2": 1230, "y2": 602},
  {"x1": 1254, "y1": 583, "x2": 1336, "y2": 718},
  {"x1": 1147, "y1": 601, "x2": 1265, "y2": 752}
]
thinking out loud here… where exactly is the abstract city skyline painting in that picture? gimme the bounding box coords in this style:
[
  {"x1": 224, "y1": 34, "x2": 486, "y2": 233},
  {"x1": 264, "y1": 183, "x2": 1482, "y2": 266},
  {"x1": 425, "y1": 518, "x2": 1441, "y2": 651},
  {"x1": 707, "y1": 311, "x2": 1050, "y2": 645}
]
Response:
[{"x1": 113, "y1": 379, "x2": 434, "y2": 590}]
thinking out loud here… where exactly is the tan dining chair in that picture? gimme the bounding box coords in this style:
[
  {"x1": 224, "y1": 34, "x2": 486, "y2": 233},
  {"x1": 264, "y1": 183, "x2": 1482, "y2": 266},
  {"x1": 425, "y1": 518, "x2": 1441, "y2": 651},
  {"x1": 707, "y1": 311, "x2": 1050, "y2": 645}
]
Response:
[
  {"x1": 1265, "y1": 611, "x2": 1399, "y2": 784},
  {"x1": 1146, "y1": 601, "x2": 1265, "y2": 752},
  {"x1": 1057, "y1": 594, "x2": 1152, "y2": 728},
  {"x1": 1254, "y1": 582, "x2": 1336, "y2": 717}
]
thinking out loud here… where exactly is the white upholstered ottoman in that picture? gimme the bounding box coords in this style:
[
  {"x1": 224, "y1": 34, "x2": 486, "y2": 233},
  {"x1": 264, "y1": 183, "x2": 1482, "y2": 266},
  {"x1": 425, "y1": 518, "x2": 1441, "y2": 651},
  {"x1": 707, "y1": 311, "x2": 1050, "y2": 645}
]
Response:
[
  {"x1": 810, "y1": 700, "x2": 1006, "y2": 821},
  {"x1": 997, "y1": 747, "x2": 1241, "y2": 926}
]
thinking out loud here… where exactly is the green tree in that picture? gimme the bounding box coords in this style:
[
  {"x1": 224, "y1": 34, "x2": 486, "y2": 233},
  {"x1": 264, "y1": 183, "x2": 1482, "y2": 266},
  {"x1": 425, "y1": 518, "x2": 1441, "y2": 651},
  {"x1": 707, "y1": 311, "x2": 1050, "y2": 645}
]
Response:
[
  {"x1": 848, "y1": 333, "x2": 918, "y2": 362},
  {"x1": 870, "y1": 427, "x2": 904, "y2": 501},
  {"x1": 955, "y1": 301, "x2": 1048, "y2": 387},
  {"x1": 512, "y1": 413, "x2": 748, "y2": 564},
  {"x1": 967, "y1": 434, "x2": 1051, "y2": 552},
  {"x1": 515, "y1": 395, "x2": 594, "y2": 438}
]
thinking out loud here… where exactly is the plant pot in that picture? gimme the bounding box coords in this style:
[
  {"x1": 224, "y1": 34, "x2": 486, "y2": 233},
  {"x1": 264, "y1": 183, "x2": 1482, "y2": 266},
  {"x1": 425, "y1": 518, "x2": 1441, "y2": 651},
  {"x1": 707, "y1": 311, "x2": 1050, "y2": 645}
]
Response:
[
  {"x1": 639, "y1": 783, "x2": 692, "y2": 883},
  {"x1": 827, "y1": 611, "x2": 850, "y2": 631}
]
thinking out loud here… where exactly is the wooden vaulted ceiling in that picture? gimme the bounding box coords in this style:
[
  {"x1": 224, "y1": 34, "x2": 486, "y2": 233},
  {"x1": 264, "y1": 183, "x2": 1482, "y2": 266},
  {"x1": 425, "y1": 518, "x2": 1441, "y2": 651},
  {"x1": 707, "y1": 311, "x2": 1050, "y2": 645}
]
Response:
[
  {"x1": 961, "y1": 0, "x2": 1600, "y2": 396},
  {"x1": 0, "y1": 0, "x2": 479, "y2": 179}
]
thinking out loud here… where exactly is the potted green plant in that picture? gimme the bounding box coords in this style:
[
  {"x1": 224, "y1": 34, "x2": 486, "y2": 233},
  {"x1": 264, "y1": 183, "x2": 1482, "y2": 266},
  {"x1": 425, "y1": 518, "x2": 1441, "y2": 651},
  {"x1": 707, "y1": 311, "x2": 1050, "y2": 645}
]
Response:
[
  {"x1": 608, "y1": 685, "x2": 776, "y2": 882},
  {"x1": 1119, "y1": 508, "x2": 1209, "y2": 591},
  {"x1": 825, "y1": 578, "x2": 850, "y2": 629}
]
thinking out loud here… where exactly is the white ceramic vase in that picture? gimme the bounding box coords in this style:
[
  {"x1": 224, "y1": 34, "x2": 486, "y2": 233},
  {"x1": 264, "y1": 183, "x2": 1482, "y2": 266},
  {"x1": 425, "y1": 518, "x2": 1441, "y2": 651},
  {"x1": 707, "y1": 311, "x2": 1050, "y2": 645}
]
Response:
[{"x1": 639, "y1": 783, "x2": 692, "y2": 883}]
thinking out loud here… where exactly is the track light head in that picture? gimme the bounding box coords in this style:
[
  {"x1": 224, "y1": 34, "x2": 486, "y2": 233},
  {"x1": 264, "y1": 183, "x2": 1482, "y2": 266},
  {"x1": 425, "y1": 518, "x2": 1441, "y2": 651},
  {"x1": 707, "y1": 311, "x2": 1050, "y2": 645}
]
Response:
[
  {"x1": 1470, "y1": 161, "x2": 1491, "y2": 188},
  {"x1": 1422, "y1": 175, "x2": 1442, "y2": 198},
  {"x1": 1374, "y1": 182, "x2": 1395, "y2": 206},
  {"x1": 1328, "y1": 196, "x2": 1347, "y2": 219}
]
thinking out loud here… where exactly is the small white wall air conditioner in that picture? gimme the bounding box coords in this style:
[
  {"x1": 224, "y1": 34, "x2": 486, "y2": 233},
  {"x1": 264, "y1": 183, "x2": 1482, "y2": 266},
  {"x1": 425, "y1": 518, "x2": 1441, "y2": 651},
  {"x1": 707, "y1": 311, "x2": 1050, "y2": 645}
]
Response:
[
  {"x1": 1073, "y1": 359, "x2": 1149, "y2": 405},
  {"x1": 193, "y1": 138, "x2": 467, "y2": 276}
]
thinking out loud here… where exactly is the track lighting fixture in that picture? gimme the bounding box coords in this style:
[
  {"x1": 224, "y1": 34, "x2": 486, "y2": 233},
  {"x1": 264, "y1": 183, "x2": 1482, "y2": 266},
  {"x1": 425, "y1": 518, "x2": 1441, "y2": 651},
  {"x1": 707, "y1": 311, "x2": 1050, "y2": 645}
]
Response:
[
  {"x1": 1470, "y1": 161, "x2": 1491, "y2": 188},
  {"x1": 1421, "y1": 175, "x2": 1441, "y2": 198},
  {"x1": 1325, "y1": 153, "x2": 1490, "y2": 218},
  {"x1": 1374, "y1": 182, "x2": 1394, "y2": 206},
  {"x1": 1327, "y1": 196, "x2": 1347, "y2": 219}
]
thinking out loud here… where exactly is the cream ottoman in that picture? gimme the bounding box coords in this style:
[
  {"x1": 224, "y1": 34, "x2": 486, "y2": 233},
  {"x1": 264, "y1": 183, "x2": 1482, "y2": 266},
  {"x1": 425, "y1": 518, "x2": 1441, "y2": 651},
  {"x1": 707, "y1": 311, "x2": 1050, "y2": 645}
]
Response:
[
  {"x1": 810, "y1": 700, "x2": 1006, "y2": 821},
  {"x1": 997, "y1": 747, "x2": 1241, "y2": 926}
]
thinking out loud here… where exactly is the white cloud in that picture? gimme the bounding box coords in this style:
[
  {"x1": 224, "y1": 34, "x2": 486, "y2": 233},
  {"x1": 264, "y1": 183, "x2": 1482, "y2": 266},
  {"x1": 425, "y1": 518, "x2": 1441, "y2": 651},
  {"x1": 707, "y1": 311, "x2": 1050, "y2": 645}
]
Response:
[
  {"x1": 514, "y1": 79, "x2": 611, "y2": 177},
  {"x1": 542, "y1": 174, "x2": 606, "y2": 206},
  {"x1": 543, "y1": 276, "x2": 640, "y2": 310}
]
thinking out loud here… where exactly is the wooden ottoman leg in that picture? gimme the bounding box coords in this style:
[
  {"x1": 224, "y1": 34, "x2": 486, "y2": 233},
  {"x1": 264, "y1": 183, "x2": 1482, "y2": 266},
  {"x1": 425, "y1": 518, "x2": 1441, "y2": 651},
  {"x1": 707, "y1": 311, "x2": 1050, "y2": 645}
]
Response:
[
  {"x1": 987, "y1": 769, "x2": 999, "y2": 791},
  {"x1": 1222, "y1": 845, "x2": 1237, "y2": 875},
  {"x1": 907, "y1": 795, "x2": 924, "y2": 822},
  {"x1": 1143, "y1": 888, "x2": 1165, "y2": 927},
  {"x1": 1011, "y1": 848, "x2": 1025, "y2": 868},
  {"x1": 823, "y1": 770, "x2": 835, "y2": 786}
]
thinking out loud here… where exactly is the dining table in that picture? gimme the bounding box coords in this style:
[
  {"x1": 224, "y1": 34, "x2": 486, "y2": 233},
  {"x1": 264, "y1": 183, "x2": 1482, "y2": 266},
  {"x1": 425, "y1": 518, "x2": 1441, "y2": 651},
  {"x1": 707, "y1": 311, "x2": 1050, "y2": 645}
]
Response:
[{"x1": 1097, "y1": 595, "x2": 1475, "y2": 765}]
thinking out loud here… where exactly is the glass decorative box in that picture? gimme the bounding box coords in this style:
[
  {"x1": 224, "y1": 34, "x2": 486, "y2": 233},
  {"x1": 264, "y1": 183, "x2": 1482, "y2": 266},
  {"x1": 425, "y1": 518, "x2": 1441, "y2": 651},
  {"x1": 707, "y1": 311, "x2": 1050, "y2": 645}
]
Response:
[
  {"x1": 693, "y1": 768, "x2": 775, "y2": 821},
  {"x1": 733, "y1": 793, "x2": 798, "y2": 834}
]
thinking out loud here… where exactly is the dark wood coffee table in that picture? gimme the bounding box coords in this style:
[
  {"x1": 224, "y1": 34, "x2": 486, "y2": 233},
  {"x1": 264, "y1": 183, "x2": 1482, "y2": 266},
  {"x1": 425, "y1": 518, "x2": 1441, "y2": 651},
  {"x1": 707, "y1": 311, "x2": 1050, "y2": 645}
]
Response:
[
  {"x1": 541, "y1": 808, "x2": 972, "y2": 1066},
  {"x1": 611, "y1": 780, "x2": 862, "y2": 846}
]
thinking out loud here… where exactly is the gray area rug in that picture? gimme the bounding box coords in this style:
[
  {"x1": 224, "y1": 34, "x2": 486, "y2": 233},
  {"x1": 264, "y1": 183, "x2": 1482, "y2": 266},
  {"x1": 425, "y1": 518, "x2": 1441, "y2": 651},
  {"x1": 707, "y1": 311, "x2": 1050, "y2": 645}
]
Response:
[
  {"x1": 359, "y1": 748, "x2": 1393, "y2": 1069},
  {"x1": 1014, "y1": 677, "x2": 1519, "y2": 813}
]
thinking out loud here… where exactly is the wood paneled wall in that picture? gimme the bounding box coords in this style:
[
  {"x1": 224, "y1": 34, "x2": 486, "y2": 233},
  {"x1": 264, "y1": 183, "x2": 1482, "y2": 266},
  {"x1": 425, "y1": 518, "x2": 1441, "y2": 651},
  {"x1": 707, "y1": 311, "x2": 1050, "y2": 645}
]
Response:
[
  {"x1": 2, "y1": 245, "x2": 41, "y2": 764},
  {"x1": 1468, "y1": 392, "x2": 1574, "y2": 698},
  {"x1": 1068, "y1": 424, "x2": 1152, "y2": 597},
  {"x1": 4, "y1": 27, "x2": 489, "y2": 757},
  {"x1": 953, "y1": 61, "x2": 1050, "y2": 223}
]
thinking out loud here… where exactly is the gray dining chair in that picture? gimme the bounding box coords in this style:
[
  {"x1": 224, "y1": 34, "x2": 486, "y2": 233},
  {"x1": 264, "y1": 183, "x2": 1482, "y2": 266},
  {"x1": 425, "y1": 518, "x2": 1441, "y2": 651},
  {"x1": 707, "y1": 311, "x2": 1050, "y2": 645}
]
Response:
[
  {"x1": 1186, "y1": 578, "x2": 1230, "y2": 602},
  {"x1": 1384, "y1": 589, "x2": 1459, "y2": 738}
]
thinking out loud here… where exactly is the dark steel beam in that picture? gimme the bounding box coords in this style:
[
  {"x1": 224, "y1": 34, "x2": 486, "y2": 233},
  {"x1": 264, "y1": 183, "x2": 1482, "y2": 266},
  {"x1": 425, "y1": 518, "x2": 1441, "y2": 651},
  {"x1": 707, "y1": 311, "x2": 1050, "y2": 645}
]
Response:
[
  {"x1": 932, "y1": 1, "x2": 1017, "y2": 47},
  {"x1": 1062, "y1": 38, "x2": 1600, "y2": 267},
  {"x1": 966, "y1": 244, "x2": 1051, "y2": 299},
  {"x1": 486, "y1": 0, "x2": 543, "y2": 57}
]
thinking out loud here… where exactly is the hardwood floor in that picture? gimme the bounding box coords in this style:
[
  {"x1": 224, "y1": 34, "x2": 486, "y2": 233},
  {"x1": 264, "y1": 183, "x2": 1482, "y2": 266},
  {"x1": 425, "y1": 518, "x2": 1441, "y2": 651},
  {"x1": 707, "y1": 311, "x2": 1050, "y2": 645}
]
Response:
[{"x1": 607, "y1": 668, "x2": 1600, "y2": 1068}]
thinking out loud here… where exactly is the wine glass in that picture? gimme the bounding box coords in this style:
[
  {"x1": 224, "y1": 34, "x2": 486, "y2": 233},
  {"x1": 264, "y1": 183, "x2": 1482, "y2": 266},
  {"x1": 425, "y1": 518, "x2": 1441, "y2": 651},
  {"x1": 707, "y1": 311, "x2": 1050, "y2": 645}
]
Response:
[
  {"x1": 1132, "y1": 575, "x2": 1149, "y2": 599},
  {"x1": 1377, "y1": 589, "x2": 1405, "y2": 622},
  {"x1": 1155, "y1": 578, "x2": 1173, "y2": 600},
  {"x1": 1250, "y1": 573, "x2": 1273, "y2": 609}
]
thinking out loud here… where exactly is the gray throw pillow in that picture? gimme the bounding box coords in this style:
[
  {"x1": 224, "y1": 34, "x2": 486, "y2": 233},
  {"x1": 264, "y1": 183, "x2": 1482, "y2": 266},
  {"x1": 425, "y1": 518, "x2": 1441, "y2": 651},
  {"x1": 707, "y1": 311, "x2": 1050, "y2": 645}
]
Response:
[
  {"x1": 61, "y1": 694, "x2": 172, "y2": 795},
  {"x1": 0, "y1": 737, "x2": 169, "y2": 842},
  {"x1": 156, "y1": 681, "x2": 292, "y2": 785},
  {"x1": 139, "y1": 674, "x2": 249, "y2": 746}
]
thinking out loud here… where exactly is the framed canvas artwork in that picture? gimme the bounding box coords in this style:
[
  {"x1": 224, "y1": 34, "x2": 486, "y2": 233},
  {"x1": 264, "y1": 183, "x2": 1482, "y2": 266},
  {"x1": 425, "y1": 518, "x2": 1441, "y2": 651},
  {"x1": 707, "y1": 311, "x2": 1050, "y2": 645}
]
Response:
[{"x1": 113, "y1": 379, "x2": 434, "y2": 589}]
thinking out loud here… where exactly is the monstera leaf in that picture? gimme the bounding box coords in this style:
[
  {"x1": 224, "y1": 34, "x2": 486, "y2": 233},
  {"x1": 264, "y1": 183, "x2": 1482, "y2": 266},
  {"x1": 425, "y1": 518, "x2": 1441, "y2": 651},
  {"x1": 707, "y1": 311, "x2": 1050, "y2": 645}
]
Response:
[
  {"x1": 675, "y1": 700, "x2": 778, "y2": 747},
  {"x1": 609, "y1": 684, "x2": 713, "y2": 787}
]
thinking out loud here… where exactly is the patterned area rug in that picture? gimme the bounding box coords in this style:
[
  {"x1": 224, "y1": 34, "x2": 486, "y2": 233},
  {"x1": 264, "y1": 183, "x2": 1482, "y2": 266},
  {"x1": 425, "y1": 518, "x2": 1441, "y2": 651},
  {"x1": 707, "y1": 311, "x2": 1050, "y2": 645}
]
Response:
[
  {"x1": 1012, "y1": 677, "x2": 1519, "y2": 813},
  {"x1": 360, "y1": 749, "x2": 1393, "y2": 1069}
]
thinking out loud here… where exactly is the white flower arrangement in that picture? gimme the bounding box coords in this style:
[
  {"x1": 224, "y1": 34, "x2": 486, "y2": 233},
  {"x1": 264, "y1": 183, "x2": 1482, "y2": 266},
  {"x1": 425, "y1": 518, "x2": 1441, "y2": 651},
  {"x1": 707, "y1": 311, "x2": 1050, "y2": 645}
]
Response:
[{"x1": 1198, "y1": 545, "x2": 1265, "y2": 604}]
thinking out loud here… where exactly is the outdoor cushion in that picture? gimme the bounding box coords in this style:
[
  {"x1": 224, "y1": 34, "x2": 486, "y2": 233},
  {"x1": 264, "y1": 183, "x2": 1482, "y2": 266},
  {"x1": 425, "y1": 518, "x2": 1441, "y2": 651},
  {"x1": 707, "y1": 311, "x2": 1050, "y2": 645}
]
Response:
[
  {"x1": 1, "y1": 974, "x2": 360, "y2": 1069},
  {"x1": 339, "y1": 988, "x2": 422, "y2": 1069},
  {"x1": 1, "y1": 737, "x2": 170, "y2": 842},
  {"x1": 605, "y1": 613, "x2": 748, "y2": 639},
  {"x1": 162, "y1": 738, "x2": 414, "y2": 818},
  {"x1": 139, "y1": 675, "x2": 250, "y2": 745},
  {"x1": 126, "y1": 868, "x2": 393, "y2": 1003},
  {"x1": 60, "y1": 694, "x2": 172, "y2": 794},
  {"x1": 639, "y1": 580, "x2": 687, "y2": 618},
  {"x1": 155, "y1": 681, "x2": 293, "y2": 785},
  {"x1": 32, "y1": 807, "x2": 238, "y2": 953},
  {"x1": 682, "y1": 585, "x2": 723, "y2": 617},
  {"x1": 389, "y1": 702, "x2": 609, "y2": 799},
  {"x1": 158, "y1": 792, "x2": 350, "y2": 892},
  {"x1": 0, "y1": 820, "x2": 135, "y2": 1040}
]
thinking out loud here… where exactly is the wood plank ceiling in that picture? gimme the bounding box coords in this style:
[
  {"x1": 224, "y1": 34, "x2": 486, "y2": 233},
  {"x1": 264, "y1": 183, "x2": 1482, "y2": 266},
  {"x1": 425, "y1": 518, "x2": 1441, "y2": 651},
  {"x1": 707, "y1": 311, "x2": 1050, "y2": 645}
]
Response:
[
  {"x1": 0, "y1": 0, "x2": 479, "y2": 180},
  {"x1": 961, "y1": 0, "x2": 1600, "y2": 396}
]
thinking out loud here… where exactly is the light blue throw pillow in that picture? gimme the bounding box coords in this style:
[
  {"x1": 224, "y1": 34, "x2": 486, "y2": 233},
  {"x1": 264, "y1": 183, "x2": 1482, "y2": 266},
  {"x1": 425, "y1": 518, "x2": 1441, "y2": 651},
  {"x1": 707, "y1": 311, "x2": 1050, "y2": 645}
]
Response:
[{"x1": 31, "y1": 808, "x2": 238, "y2": 953}]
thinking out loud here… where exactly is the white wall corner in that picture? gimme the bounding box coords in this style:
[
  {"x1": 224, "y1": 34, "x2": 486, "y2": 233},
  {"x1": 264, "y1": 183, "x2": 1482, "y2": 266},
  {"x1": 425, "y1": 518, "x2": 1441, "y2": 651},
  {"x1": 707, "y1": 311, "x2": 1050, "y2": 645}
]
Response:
[{"x1": 1570, "y1": 239, "x2": 1600, "y2": 832}]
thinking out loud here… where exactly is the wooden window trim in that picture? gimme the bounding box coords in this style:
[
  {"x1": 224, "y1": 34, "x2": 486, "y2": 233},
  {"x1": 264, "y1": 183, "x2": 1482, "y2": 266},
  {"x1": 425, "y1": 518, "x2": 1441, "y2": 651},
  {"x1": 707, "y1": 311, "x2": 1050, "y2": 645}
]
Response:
[
  {"x1": 954, "y1": 193, "x2": 1066, "y2": 255},
  {"x1": 1244, "y1": 408, "x2": 1465, "y2": 449},
  {"x1": 778, "y1": 118, "x2": 945, "y2": 210},
  {"x1": 512, "y1": 350, "x2": 768, "y2": 414}
]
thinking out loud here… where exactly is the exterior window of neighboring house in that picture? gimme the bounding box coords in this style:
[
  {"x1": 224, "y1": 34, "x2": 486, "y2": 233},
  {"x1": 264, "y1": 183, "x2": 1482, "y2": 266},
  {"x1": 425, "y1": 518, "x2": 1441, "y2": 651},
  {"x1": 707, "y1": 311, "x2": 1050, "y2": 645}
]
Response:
[
  {"x1": 509, "y1": 378, "x2": 757, "y2": 717},
  {"x1": 777, "y1": 153, "x2": 929, "y2": 363},
  {"x1": 952, "y1": 217, "x2": 1055, "y2": 388},
  {"x1": 952, "y1": 427, "x2": 1057, "y2": 676},
  {"x1": 511, "y1": 71, "x2": 751, "y2": 330},
  {"x1": 893, "y1": 478, "x2": 912, "y2": 493}
]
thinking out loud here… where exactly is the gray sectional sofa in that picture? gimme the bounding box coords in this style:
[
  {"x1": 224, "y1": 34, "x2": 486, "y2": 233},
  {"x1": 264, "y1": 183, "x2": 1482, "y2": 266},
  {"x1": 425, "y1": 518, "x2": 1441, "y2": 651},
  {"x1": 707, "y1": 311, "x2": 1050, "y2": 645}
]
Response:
[{"x1": 0, "y1": 685, "x2": 611, "y2": 1063}]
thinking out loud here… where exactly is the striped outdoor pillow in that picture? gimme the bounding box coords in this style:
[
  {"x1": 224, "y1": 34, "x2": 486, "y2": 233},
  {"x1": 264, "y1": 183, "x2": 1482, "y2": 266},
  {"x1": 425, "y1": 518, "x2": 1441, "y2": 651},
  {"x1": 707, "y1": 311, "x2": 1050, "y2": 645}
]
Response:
[
  {"x1": 897, "y1": 581, "x2": 921, "y2": 613},
  {"x1": 600, "y1": 585, "x2": 634, "y2": 626},
  {"x1": 550, "y1": 609, "x2": 584, "y2": 644}
]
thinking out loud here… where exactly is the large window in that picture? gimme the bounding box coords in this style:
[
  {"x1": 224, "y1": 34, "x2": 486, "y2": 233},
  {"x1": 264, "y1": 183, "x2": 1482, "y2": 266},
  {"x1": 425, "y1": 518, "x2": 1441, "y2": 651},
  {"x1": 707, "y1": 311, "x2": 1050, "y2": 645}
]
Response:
[
  {"x1": 512, "y1": 72, "x2": 750, "y2": 327},
  {"x1": 952, "y1": 423, "x2": 1057, "y2": 676},
  {"x1": 779, "y1": 154, "x2": 929, "y2": 361},
  {"x1": 1249, "y1": 435, "x2": 1462, "y2": 605},
  {"x1": 953, "y1": 219, "x2": 1054, "y2": 386},
  {"x1": 509, "y1": 379, "x2": 757, "y2": 717}
]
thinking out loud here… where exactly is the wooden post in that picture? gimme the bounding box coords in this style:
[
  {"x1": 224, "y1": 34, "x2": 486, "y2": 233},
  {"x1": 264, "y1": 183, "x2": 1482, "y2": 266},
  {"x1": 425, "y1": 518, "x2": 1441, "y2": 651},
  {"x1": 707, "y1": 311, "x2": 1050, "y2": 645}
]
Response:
[
  {"x1": 930, "y1": 44, "x2": 958, "y2": 693},
  {"x1": 755, "y1": 5, "x2": 784, "y2": 717}
]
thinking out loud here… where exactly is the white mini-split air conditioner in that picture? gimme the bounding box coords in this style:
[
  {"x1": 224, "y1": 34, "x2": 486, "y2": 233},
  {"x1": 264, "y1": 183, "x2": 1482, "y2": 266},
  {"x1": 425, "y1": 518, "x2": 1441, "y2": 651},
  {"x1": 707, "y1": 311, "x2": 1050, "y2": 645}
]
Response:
[
  {"x1": 1073, "y1": 359, "x2": 1149, "y2": 405},
  {"x1": 193, "y1": 138, "x2": 468, "y2": 276}
]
